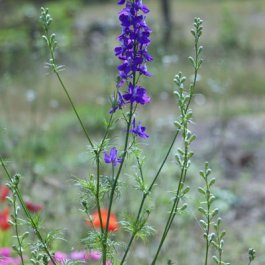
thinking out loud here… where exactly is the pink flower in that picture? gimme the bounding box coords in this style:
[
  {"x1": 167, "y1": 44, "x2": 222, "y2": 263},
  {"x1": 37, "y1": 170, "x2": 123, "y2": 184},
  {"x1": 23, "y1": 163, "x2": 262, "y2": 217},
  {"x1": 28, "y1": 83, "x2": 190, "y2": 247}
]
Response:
[
  {"x1": 0, "y1": 257, "x2": 20, "y2": 265},
  {"x1": 54, "y1": 252, "x2": 67, "y2": 264},
  {"x1": 69, "y1": 251, "x2": 86, "y2": 261},
  {"x1": 0, "y1": 248, "x2": 12, "y2": 257},
  {"x1": 85, "y1": 250, "x2": 101, "y2": 261},
  {"x1": 106, "y1": 261, "x2": 112, "y2": 265}
]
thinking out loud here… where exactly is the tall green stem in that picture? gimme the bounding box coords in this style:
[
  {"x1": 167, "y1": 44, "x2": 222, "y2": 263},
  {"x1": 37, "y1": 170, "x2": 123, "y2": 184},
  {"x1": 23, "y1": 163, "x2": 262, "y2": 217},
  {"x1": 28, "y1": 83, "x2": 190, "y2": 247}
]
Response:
[
  {"x1": 120, "y1": 35, "x2": 200, "y2": 263},
  {"x1": 102, "y1": 102, "x2": 134, "y2": 265},
  {"x1": 42, "y1": 18, "x2": 95, "y2": 150},
  {"x1": 0, "y1": 157, "x2": 56, "y2": 265},
  {"x1": 151, "y1": 124, "x2": 189, "y2": 265},
  {"x1": 204, "y1": 192, "x2": 211, "y2": 265},
  {"x1": 150, "y1": 19, "x2": 203, "y2": 265},
  {"x1": 102, "y1": 15, "x2": 140, "y2": 262},
  {"x1": 12, "y1": 195, "x2": 25, "y2": 265},
  {"x1": 54, "y1": 72, "x2": 94, "y2": 149}
]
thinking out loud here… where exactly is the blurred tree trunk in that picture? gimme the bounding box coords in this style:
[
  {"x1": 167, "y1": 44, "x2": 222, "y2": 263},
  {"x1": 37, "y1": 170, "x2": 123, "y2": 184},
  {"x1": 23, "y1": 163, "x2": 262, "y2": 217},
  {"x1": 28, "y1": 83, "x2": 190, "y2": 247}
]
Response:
[{"x1": 160, "y1": 0, "x2": 172, "y2": 47}]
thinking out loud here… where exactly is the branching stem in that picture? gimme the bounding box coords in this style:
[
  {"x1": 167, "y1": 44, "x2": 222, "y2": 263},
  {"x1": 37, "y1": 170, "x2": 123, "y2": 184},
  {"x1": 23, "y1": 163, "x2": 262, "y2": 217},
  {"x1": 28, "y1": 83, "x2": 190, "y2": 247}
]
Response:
[{"x1": 0, "y1": 157, "x2": 56, "y2": 265}]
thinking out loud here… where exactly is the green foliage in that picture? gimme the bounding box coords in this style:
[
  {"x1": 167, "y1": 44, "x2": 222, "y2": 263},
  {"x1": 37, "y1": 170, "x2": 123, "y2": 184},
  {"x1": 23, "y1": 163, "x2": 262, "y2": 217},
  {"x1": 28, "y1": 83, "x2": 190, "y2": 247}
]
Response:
[
  {"x1": 248, "y1": 248, "x2": 256, "y2": 265},
  {"x1": 198, "y1": 162, "x2": 256, "y2": 265},
  {"x1": 219, "y1": 7, "x2": 239, "y2": 49}
]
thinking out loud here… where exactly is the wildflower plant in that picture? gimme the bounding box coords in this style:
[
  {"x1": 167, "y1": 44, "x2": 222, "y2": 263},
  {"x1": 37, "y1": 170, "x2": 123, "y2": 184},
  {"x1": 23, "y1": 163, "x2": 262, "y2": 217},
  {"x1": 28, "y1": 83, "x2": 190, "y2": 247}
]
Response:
[
  {"x1": 0, "y1": 165, "x2": 57, "y2": 265},
  {"x1": 0, "y1": 0, "x2": 258, "y2": 265},
  {"x1": 39, "y1": 3, "x2": 203, "y2": 263},
  {"x1": 198, "y1": 163, "x2": 256, "y2": 265}
]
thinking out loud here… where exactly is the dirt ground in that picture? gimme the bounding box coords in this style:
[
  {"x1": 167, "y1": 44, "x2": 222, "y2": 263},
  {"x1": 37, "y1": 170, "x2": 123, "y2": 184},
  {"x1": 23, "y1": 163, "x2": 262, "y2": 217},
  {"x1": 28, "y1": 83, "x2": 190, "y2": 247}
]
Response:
[{"x1": 191, "y1": 114, "x2": 265, "y2": 229}]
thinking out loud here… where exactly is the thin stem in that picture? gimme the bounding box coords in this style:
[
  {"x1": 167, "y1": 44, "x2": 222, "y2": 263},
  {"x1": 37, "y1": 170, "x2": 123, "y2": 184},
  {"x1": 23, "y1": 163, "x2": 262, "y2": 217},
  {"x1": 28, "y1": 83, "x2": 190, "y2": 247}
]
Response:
[
  {"x1": 136, "y1": 156, "x2": 144, "y2": 181},
  {"x1": 99, "y1": 114, "x2": 114, "y2": 154},
  {"x1": 120, "y1": 49, "x2": 199, "y2": 264},
  {"x1": 103, "y1": 103, "x2": 133, "y2": 221},
  {"x1": 96, "y1": 156, "x2": 104, "y2": 234},
  {"x1": 0, "y1": 158, "x2": 56, "y2": 265},
  {"x1": 120, "y1": 156, "x2": 146, "y2": 265},
  {"x1": 43, "y1": 24, "x2": 95, "y2": 151},
  {"x1": 149, "y1": 22, "x2": 202, "y2": 265},
  {"x1": 12, "y1": 196, "x2": 25, "y2": 265},
  {"x1": 120, "y1": 192, "x2": 145, "y2": 265},
  {"x1": 187, "y1": 43, "x2": 199, "y2": 110},
  {"x1": 203, "y1": 169, "x2": 212, "y2": 265},
  {"x1": 103, "y1": 20, "x2": 139, "y2": 262},
  {"x1": 46, "y1": 22, "x2": 117, "y2": 246},
  {"x1": 120, "y1": 41, "x2": 200, "y2": 262},
  {"x1": 218, "y1": 246, "x2": 222, "y2": 265},
  {"x1": 204, "y1": 194, "x2": 211, "y2": 265},
  {"x1": 102, "y1": 102, "x2": 134, "y2": 265},
  {"x1": 95, "y1": 114, "x2": 114, "y2": 254},
  {"x1": 148, "y1": 131, "x2": 180, "y2": 192},
  {"x1": 54, "y1": 72, "x2": 94, "y2": 150},
  {"x1": 112, "y1": 164, "x2": 115, "y2": 182},
  {"x1": 151, "y1": 130, "x2": 189, "y2": 265}
]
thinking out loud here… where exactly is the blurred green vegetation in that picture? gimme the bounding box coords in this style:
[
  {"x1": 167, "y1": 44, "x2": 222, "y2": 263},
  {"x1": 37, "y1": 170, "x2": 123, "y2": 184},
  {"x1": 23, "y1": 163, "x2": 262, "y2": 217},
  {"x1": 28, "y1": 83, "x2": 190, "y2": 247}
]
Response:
[{"x1": 0, "y1": 0, "x2": 265, "y2": 264}]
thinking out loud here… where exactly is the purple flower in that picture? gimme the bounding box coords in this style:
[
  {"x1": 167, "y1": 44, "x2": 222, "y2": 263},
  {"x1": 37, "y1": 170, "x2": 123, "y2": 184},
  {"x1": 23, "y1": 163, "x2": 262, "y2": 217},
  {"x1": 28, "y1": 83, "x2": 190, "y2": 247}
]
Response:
[
  {"x1": 123, "y1": 83, "x2": 150, "y2": 105},
  {"x1": 104, "y1": 147, "x2": 122, "y2": 166},
  {"x1": 140, "y1": 4, "x2": 150, "y2": 14},
  {"x1": 114, "y1": 0, "x2": 152, "y2": 94},
  {"x1": 130, "y1": 118, "x2": 149, "y2": 138},
  {"x1": 110, "y1": 92, "x2": 125, "y2": 113},
  {"x1": 117, "y1": 0, "x2": 126, "y2": 5},
  {"x1": 112, "y1": 0, "x2": 152, "y2": 139}
]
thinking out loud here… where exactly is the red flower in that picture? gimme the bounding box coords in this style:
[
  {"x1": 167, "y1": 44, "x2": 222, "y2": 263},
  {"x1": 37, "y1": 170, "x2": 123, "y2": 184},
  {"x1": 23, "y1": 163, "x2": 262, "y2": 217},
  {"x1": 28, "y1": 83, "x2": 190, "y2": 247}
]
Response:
[
  {"x1": 88, "y1": 209, "x2": 119, "y2": 232},
  {"x1": 0, "y1": 207, "x2": 11, "y2": 230},
  {"x1": 25, "y1": 201, "x2": 43, "y2": 213},
  {"x1": 0, "y1": 185, "x2": 9, "y2": 202}
]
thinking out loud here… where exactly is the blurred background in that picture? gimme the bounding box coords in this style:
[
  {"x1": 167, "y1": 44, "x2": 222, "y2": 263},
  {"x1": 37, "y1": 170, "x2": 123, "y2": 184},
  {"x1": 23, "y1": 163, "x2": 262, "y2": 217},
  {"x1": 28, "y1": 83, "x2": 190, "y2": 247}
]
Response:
[{"x1": 0, "y1": 0, "x2": 265, "y2": 264}]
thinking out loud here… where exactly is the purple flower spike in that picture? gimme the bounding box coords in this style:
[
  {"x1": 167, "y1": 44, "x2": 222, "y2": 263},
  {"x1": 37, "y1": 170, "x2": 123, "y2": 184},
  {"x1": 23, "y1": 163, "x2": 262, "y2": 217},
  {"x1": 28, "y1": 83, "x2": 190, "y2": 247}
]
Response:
[
  {"x1": 111, "y1": 0, "x2": 152, "y2": 139},
  {"x1": 130, "y1": 118, "x2": 149, "y2": 138},
  {"x1": 113, "y1": 0, "x2": 152, "y2": 108},
  {"x1": 123, "y1": 83, "x2": 150, "y2": 105},
  {"x1": 104, "y1": 147, "x2": 122, "y2": 167}
]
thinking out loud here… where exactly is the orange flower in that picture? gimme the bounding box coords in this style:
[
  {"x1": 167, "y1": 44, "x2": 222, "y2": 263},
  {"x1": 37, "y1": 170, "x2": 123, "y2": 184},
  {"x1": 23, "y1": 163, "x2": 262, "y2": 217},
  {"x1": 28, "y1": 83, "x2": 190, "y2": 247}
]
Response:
[
  {"x1": 0, "y1": 207, "x2": 11, "y2": 231},
  {"x1": 88, "y1": 209, "x2": 119, "y2": 232},
  {"x1": 0, "y1": 185, "x2": 9, "y2": 202},
  {"x1": 25, "y1": 201, "x2": 43, "y2": 213}
]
